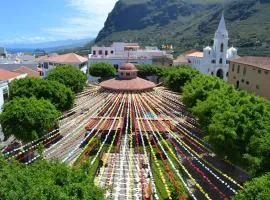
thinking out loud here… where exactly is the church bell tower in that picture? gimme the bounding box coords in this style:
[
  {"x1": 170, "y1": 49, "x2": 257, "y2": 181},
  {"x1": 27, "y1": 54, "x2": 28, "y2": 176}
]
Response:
[{"x1": 213, "y1": 13, "x2": 229, "y2": 66}]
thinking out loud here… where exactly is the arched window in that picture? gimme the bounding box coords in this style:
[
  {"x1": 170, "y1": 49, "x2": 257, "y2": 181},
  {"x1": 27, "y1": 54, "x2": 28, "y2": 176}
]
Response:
[
  {"x1": 220, "y1": 43, "x2": 224, "y2": 52},
  {"x1": 219, "y1": 58, "x2": 223, "y2": 64}
]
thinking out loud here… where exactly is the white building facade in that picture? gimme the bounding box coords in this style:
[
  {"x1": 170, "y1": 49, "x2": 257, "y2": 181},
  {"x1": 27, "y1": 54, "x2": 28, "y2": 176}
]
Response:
[
  {"x1": 89, "y1": 42, "x2": 173, "y2": 69},
  {"x1": 186, "y1": 14, "x2": 238, "y2": 81},
  {"x1": 38, "y1": 53, "x2": 88, "y2": 77}
]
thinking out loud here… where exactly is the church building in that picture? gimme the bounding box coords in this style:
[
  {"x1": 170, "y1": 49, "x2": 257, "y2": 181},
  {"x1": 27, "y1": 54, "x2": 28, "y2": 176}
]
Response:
[{"x1": 186, "y1": 14, "x2": 238, "y2": 81}]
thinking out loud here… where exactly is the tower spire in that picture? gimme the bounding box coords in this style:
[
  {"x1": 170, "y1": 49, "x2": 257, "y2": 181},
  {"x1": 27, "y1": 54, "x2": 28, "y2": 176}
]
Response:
[{"x1": 215, "y1": 12, "x2": 228, "y2": 37}]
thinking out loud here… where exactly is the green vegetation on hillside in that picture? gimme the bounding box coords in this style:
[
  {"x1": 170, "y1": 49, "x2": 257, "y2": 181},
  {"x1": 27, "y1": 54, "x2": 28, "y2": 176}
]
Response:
[
  {"x1": 0, "y1": 156, "x2": 104, "y2": 200},
  {"x1": 96, "y1": 0, "x2": 270, "y2": 56}
]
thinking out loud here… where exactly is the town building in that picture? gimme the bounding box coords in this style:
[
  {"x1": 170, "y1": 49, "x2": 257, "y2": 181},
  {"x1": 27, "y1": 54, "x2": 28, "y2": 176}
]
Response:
[
  {"x1": 228, "y1": 56, "x2": 270, "y2": 100},
  {"x1": 186, "y1": 14, "x2": 238, "y2": 81},
  {"x1": 38, "y1": 53, "x2": 88, "y2": 77},
  {"x1": 0, "y1": 80, "x2": 9, "y2": 111},
  {"x1": 100, "y1": 63, "x2": 156, "y2": 91},
  {"x1": 13, "y1": 66, "x2": 41, "y2": 77},
  {"x1": 0, "y1": 47, "x2": 7, "y2": 59},
  {"x1": 0, "y1": 69, "x2": 27, "y2": 112},
  {"x1": 89, "y1": 42, "x2": 173, "y2": 69}
]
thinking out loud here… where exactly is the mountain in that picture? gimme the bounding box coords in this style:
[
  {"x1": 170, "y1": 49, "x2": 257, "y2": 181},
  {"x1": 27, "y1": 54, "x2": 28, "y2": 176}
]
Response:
[
  {"x1": 6, "y1": 38, "x2": 92, "y2": 53},
  {"x1": 96, "y1": 0, "x2": 270, "y2": 56}
]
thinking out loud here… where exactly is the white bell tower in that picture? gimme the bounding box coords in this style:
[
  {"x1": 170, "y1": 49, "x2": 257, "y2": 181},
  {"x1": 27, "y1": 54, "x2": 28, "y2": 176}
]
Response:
[{"x1": 213, "y1": 13, "x2": 229, "y2": 66}]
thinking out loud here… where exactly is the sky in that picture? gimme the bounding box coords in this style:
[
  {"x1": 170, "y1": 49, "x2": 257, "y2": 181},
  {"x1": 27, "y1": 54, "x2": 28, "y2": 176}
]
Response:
[{"x1": 0, "y1": 0, "x2": 118, "y2": 46}]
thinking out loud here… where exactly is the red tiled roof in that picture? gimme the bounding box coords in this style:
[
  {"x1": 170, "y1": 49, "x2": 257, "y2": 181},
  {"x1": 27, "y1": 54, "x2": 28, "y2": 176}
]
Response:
[
  {"x1": 186, "y1": 51, "x2": 204, "y2": 58},
  {"x1": 40, "y1": 53, "x2": 88, "y2": 64},
  {"x1": 100, "y1": 77, "x2": 156, "y2": 91},
  {"x1": 231, "y1": 56, "x2": 270, "y2": 71},
  {"x1": 13, "y1": 66, "x2": 40, "y2": 77},
  {"x1": 119, "y1": 63, "x2": 138, "y2": 71},
  {"x1": 0, "y1": 69, "x2": 22, "y2": 81}
]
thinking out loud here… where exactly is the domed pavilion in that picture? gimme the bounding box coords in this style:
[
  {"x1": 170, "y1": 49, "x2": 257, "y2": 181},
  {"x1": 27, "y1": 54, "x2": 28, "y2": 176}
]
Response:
[{"x1": 100, "y1": 63, "x2": 156, "y2": 91}]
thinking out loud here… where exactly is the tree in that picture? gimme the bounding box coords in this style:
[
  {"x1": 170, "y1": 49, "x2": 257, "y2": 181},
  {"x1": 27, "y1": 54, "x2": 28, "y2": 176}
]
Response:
[
  {"x1": 182, "y1": 74, "x2": 228, "y2": 108},
  {"x1": 47, "y1": 65, "x2": 87, "y2": 93},
  {"x1": 9, "y1": 77, "x2": 74, "y2": 111},
  {"x1": 233, "y1": 173, "x2": 270, "y2": 200},
  {"x1": 89, "y1": 62, "x2": 116, "y2": 79},
  {"x1": 0, "y1": 156, "x2": 104, "y2": 200},
  {"x1": 164, "y1": 65, "x2": 199, "y2": 92},
  {"x1": 0, "y1": 97, "x2": 60, "y2": 142}
]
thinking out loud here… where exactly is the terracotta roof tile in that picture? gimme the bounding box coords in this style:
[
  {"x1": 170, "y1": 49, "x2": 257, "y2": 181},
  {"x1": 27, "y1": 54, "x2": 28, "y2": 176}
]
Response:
[
  {"x1": 100, "y1": 77, "x2": 155, "y2": 91},
  {"x1": 13, "y1": 66, "x2": 40, "y2": 77},
  {"x1": 231, "y1": 56, "x2": 270, "y2": 71},
  {"x1": 0, "y1": 69, "x2": 23, "y2": 80},
  {"x1": 186, "y1": 51, "x2": 204, "y2": 58},
  {"x1": 38, "y1": 53, "x2": 88, "y2": 64}
]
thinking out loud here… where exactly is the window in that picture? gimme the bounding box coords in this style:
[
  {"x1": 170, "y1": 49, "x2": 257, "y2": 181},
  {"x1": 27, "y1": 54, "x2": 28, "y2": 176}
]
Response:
[
  {"x1": 44, "y1": 62, "x2": 49, "y2": 69},
  {"x1": 212, "y1": 60, "x2": 216, "y2": 64},
  {"x1": 93, "y1": 50, "x2": 96, "y2": 55},
  {"x1": 258, "y1": 69, "x2": 261, "y2": 74},
  {"x1": 226, "y1": 72, "x2": 229, "y2": 77},
  {"x1": 105, "y1": 51, "x2": 108, "y2": 56},
  {"x1": 241, "y1": 79, "x2": 244, "y2": 83},
  {"x1": 98, "y1": 50, "x2": 102, "y2": 55},
  {"x1": 265, "y1": 71, "x2": 269, "y2": 75},
  {"x1": 237, "y1": 65, "x2": 240, "y2": 73},
  {"x1": 256, "y1": 85, "x2": 260, "y2": 89},
  {"x1": 3, "y1": 88, "x2": 8, "y2": 102},
  {"x1": 226, "y1": 60, "x2": 229, "y2": 64},
  {"x1": 232, "y1": 64, "x2": 235, "y2": 72},
  {"x1": 236, "y1": 80, "x2": 240, "y2": 89},
  {"x1": 219, "y1": 58, "x2": 223, "y2": 64},
  {"x1": 246, "y1": 81, "x2": 249, "y2": 85},
  {"x1": 220, "y1": 43, "x2": 224, "y2": 52},
  {"x1": 243, "y1": 66, "x2": 246, "y2": 76},
  {"x1": 120, "y1": 72, "x2": 124, "y2": 76},
  {"x1": 126, "y1": 72, "x2": 130, "y2": 76},
  {"x1": 111, "y1": 51, "x2": 114, "y2": 54},
  {"x1": 211, "y1": 72, "x2": 214, "y2": 75}
]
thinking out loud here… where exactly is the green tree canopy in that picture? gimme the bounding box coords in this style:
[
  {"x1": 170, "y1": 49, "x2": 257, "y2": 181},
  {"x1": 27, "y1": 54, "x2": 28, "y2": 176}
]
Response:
[
  {"x1": 47, "y1": 65, "x2": 87, "y2": 93},
  {"x1": 182, "y1": 74, "x2": 228, "y2": 108},
  {"x1": 0, "y1": 97, "x2": 60, "y2": 142},
  {"x1": 89, "y1": 62, "x2": 116, "y2": 78},
  {"x1": 191, "y1": 84, "x2": 270, "y2": 175},
  {"x1": 136, "y1": 64, "x2": 166, "y2": 78},
  {"x1": 0, "y1": 156, "x2": 104, "y2": 200},
  {"x1": 9, "y1": 77, "x2": 74, "y2": 111},
  {"x1": 233, "y1": 173, "x2": 270, "y2": 200},
  {"x1": 164, "y1": 65, "x2": 199, "y2": 92}
]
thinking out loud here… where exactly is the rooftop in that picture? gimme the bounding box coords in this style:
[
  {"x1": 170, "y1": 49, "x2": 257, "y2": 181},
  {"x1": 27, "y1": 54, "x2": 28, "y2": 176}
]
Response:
[
  {"x1": 100, "y1": 77, "x2": 156, "y2": 91},
  {"x1": 186, "y1": 51, "x2": 204, "y2": 58},
  {"x1": 231, "y1": 56, "x2": 270, "y2": 71},
  {"x1": 13, "y1": 66, "x2": 40, "y2": 77},
  {"x1": 38, "y1": 53, "x2": 88, "y2": 64},
  {"x1": 0, "y1": 69, "x2": 23, "y2": 81},
  {"x1": 100, "y1": 63, "x2": 155, "y2": 91}
]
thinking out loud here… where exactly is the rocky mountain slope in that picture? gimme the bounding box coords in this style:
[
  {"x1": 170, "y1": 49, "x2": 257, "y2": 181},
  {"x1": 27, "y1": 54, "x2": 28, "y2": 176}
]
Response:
[{"x1": 96, "y1": 0, "x2": 270, "y2": 56}]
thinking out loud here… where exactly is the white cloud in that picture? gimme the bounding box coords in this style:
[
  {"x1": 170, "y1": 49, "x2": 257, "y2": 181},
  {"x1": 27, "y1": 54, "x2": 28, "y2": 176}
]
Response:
[{"x1": 45, "y1": 0, "x2": 118, "y2": 39}]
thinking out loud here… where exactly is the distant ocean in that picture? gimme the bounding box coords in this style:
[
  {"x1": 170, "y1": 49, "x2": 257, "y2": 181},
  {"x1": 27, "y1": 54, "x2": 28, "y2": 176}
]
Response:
[{"x1": 7, "y1": 48, "x2": 36, "y2": 54}]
